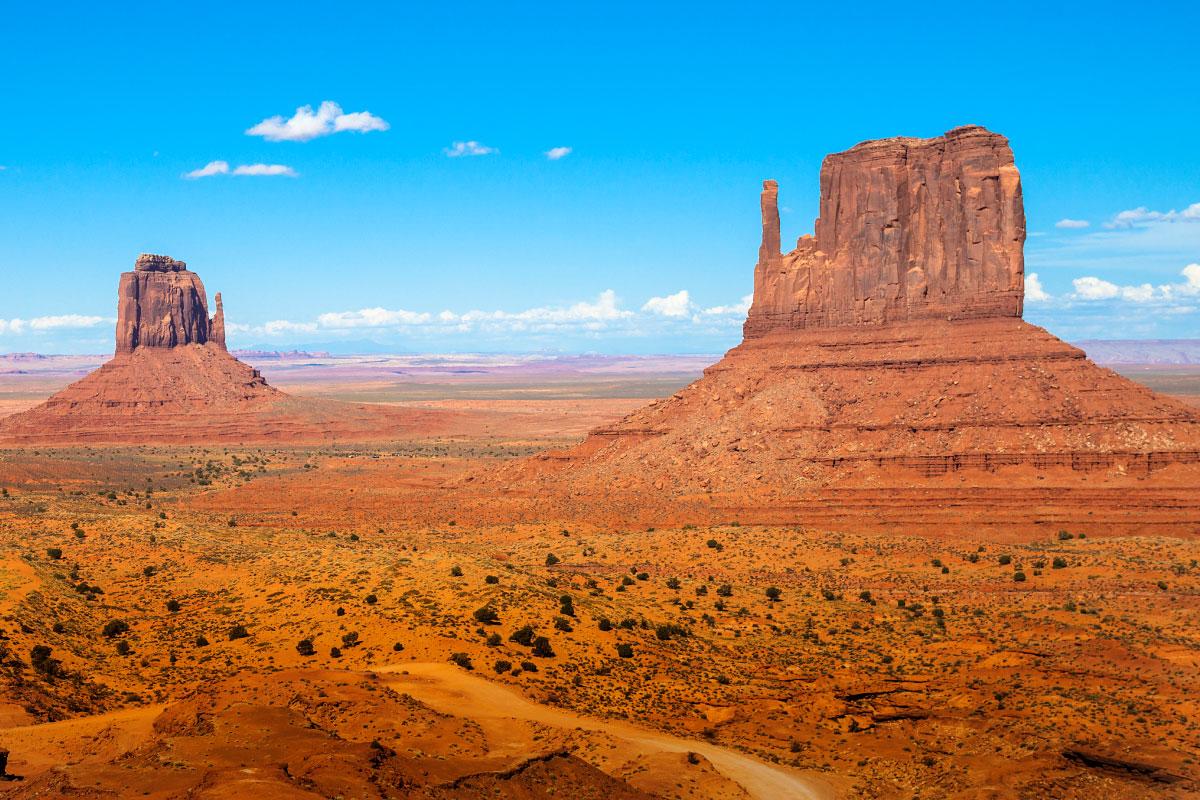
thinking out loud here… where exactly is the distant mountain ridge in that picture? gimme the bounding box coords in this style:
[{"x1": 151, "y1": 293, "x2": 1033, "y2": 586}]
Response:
[{"x1": 1075, "y1": 339, "x2": 1200, "y2": 365}]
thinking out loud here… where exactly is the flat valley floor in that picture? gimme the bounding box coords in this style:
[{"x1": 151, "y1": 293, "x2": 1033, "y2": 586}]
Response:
[{"x1": 0, "y1": 355, "x2": 1198, "y2": 799}]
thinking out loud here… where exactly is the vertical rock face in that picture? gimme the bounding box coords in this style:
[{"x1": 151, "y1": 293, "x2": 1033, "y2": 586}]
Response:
[
  {"x1": 115, "y1": 254, "x2": 215, "y2": 352},
  {"x1": 210, "y1": 293, "x2": 227, "y2": 351},
  {"x1": 745, "y1": 125, "x2": 1025, "y2": 337}
]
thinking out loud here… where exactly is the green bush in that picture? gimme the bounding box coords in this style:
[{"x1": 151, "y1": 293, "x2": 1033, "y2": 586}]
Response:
[
  {"x1": 616, "y1": 642, "x2": 634, "y2": 658},
  {"x1": 296, "y1": 638, "x2": 315, "y2": 656}
]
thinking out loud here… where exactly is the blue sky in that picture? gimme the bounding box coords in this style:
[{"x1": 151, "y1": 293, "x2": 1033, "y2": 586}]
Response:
[{"x1": 1, "y1": 1, "x2": 1198, "y2": 354}]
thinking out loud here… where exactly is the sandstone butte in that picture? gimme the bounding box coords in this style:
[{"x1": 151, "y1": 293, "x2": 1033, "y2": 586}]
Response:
[
  {"x1": 0, "y1": 255, "x2": 448, "y2": 445},
  {"x1": 495, "y1": 125, "x2": 1200, "y2": 528}
]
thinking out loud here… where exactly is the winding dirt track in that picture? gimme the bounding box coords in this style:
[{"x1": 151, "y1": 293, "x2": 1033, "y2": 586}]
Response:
[{"x1": 376, "y1": 662, "x2": 835, "y2": 800}]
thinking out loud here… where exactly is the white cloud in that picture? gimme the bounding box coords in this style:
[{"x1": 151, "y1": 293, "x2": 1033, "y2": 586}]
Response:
[
  {"x1": 184, "y1": 161, "x2": 297, "y2": 179},
  {"x1": 1, "y1": 315, "x2": 109, "y2": 335},
  {"x1": 1105, "y1": 202, "x2": 1200, "y2": 229},
  {"x1": 1071, "y1": 276, "x2": 1121, "y2": 300},
  {"x1": 231, "y1": 163, "x2": 297, "y2": 177},
  {"x1": 29, "y1": 314, "x2": 107, "y2": 330},
  {"x1": 246, "y1": 101, "x2": 389, "y2": 142},
  {"x1": 1069, "y1": 264, "x2": 1200, "y2": 304},
  {"x1": 317, "y1": 308, "x2": 433, "y2": 328},
  {"x1": 1055, "y1": 218, "x2": 1090, "y2": 229},
  {"x1": 445, "y1": 141, "x2": 498, "y2": 157},
  {"x1": 642, "y1": 290, "x2": 693, "y2": 317},
  {"x1": 545, "y1": 146, "x2": 572, "y2": 160},
  {"x1": 1025, "y1": 272, "x2": 1051, "y2": 302},
  {"x1": 702, "y1": 295, "x2": 753, "y2": 315},
  {"x1": 184, "y1": 160, "x2": 230, "y2": 179}
]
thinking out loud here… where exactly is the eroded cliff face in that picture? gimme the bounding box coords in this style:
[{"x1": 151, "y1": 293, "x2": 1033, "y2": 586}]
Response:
[
  {"x1": 115, "y1": 254, "x2": 224, "y2": 352},
  {"x1": 745, "y1": 125, "x2": 1025, "y2": 336}
]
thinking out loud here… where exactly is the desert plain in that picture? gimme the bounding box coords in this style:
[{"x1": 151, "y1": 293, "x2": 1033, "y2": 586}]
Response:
[{"x1": 0, "y1": 352, "x2": 1197, "y2": 799}]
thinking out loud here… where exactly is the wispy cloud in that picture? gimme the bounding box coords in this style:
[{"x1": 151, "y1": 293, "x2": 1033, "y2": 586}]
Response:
[
  {"x1": 1055, "y1": 218, "x2": 1090, "y2": 229},
  {"x1": 702, "y1": 295, "x2": 753, "y2": 316},
  {"x1": 184, "y1": 161, "x2": 297, "y2": 179},
  {"x1": 0, "y1": 315, "x2": 109, "y2": 335},
  {"x1": 445, "y1": 141, "x2": 498, "y2": 157},
  {"x1": 232, "y1": 163, "x2": 297, "y2": 177},
  {"x1": 545, "y1": 146, "x2": 572, "y2": 160},
  {"x1": 225, "y1": 287, "x2": 757, "y2": 341},
  {"x1": 1104, "y1": 202, "x2": 1200, "y2": 229},
  {"x1": 246, "y1": 101, "x2": 389, "y2": 142},
  {"x1": 184, "y1": 161, "x2": 231, "y2": 179}
]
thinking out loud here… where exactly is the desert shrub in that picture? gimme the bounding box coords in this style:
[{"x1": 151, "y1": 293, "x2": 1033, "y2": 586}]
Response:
[
  {"x1": 102, "y1": 619, "x2": 129, "y2": 638},
  {"x1": 1052, "y1": 557, "x2": 1068, "y2": 569},
  {"x1": 930, "y1": 558, "x2": 942, "y2": 568},
  {"x1": 473, "y1": 605, "x2": 500, "y2": 624},
  {"x1": 450, "y1": 565, "x2": 463, "y2": 577},
  {"x1": 510, "y1": 625, "x2": 536, "y2": 646},
  {"x1": 636, "y1": 572, "x2": 649, "y2": 581},
  {"x1": 520, "y1": 660, "x2": 537, "y2": 672},
  {"x1": 616, "y1": 642, "x2": 634, "y2": 658},
  {"x1": 494, "y1": 659, "x2": 512, "y2": 674},
  {"x1": 716, "y1": 584, "x2": 733, "y2": 597},
  {"x1": 296, "y1": 638, "x2": 315, "y2": 656},
  {"x1": 46, "y1": 548, "x2": 62, "y2": 560},
  {"x1": 765, "y1": 586, "x2": 782, "y2": 602},
  {"x1": 559, "y1": 595, "x2": 575, "y2": 616},
  {"x1": 621, "y1": 575, "x2": 634, "y2": 586},
  {"x1": 998, "y1": 554, "x2": 1012, "y2": 566},
  {"x1": 142, "y1": 565, "x2": 157, "y2": 577},
  {"x1": 115, "y1": 640, "x2": 132, "y2": 656},
  {"x1": 1158, "y1": 580, "x2": 1169, "y2": 591},
  {"x1": 341, "y1": 632, "x2": 360, "y2": 648},
  {"x1": 330, "y1": 646, "x2": 342, "y2": 658},
  {"x1": 821, "y1": 589, "x2": 837, "y2": 601},
  {"x1": 450, "y1": 652, "x2": 473, "y2": 670},
  {"x1": 227, "y1": 518, "x2": 237, "y2": 528},
  {"x1": 545, "y1": 553, "x2": 560, "y2": 566},
  {"x1": 31, "y1": 645, "x2": 61, "y2": 676},
  {"x1": 858, "y1": 590, "x2": 873, "y2": 603},
  {"x1": 485, "y1": 575, "x2": 499, "y2": 584},
  {"x1": 554, "y1": 617, "x2": 573, "y2": 632},
  {"x1": 166, "y1": 599, "x2": 181, "y2": 613},
  {"x1": 695, "y1": 584, "x2": 708, "y2": 596},
  {"x1": 336, "y1": 606, "x2": 345, "y2": 616},
  {"x1": 598, "y1": 617, "x2": 612, "y2": 631},
  {"x1": 1058, "y1": 530, "x2": 1073, "y2": 540},
  {"x1": 392, "y1": 641, "x2": 405, "y2": 652},
  {"x1": 655, "y1": 623, "x2": 690, "y2": 641},
  {"x1": 665, "y1": 577, "x2": 681, "y2": 590},
  {"x1": 228, "y1": 624, "x2": 250, "y2": 640},
  {"x1": 195, "y1": 635, "x2": 209, "y2": 648},
  {"x1": 1013, "y1": 571, "x2": 1027, "y2": 582},
  {"x1": 531, "y1": 636, "x2": 555, "y2": 658},
  {"x1": 486, "y1": 633, "x2": 501, "y2": 646},
  {"x1": 365, "y1": 593, "x2": 378, "y2": 605}
]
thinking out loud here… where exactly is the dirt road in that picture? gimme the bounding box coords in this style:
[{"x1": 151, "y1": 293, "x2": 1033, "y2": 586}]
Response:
[{"x1": 376, "y1": 662, "x2": 835, "y2": 800}]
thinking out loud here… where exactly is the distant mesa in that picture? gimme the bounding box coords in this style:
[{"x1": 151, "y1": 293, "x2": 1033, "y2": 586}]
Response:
[
  {"x1": 0, "y1": 255, "x2": 445, "y2": 445},
  {"x1": 497, "y1": 126, "x2": 1200, "y2": 527}
]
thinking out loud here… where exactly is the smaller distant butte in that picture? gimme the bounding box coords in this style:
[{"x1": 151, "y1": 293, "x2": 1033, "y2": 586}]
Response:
[{"x1": 0, "y1": 255, "x2": 449, "y2": 445}]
